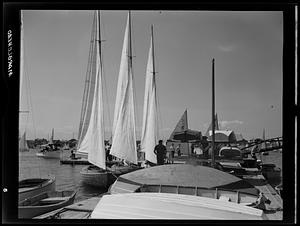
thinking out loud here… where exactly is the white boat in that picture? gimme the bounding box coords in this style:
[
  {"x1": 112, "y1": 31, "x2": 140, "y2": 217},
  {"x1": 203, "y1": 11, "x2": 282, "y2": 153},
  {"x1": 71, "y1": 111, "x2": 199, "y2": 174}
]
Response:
[
  {"x1": 19, "y1": 177, "x2": 56, "y2": 203},
  {"x1": 90, "y1": 192, "x2": 267, "y2": 220},
  {"x1": 35, "y1": 150, "x2": 61, "y2": 159},
  {"x1": 19, "y1": 190, "x2": 76, "y2": 219},
  {"x1": 36, "y1": 129, "x2": 61, "y2": 159},
  {"x1": 36, "y1": 144, "x2": 61, "y2": 159}
]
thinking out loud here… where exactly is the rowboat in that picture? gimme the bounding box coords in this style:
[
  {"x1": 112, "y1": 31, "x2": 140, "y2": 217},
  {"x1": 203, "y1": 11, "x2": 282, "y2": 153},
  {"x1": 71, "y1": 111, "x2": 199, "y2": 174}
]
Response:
[
  {"x1": 19, "y1": 190, "x2": 76, "y2": 219},
  {"x1": 19, "y1": 177, "x2": 56, "y2": 202}
]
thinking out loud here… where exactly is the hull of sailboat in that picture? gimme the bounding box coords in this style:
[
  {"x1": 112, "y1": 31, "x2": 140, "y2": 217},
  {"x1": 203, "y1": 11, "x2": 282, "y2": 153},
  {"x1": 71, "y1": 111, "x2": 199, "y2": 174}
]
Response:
[
  {"x1": 80, "y1": 164, "x2": 141, "y2": 188},
  {"x1": 19, "y1": 177, "x2": 56, "y2": 203},
  {"x1": 36, "y1": 150, "x2": 61, "y2": 159},
  {"x1": 80, "y1": 166, "x2": 109, "y2": 188}
]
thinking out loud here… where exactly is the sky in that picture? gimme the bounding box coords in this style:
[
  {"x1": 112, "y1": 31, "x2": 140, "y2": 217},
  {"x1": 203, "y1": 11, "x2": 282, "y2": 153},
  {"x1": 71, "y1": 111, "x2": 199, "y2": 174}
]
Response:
[{"x1": 19, "y1": 10, "x2": 283, "y2": 141}]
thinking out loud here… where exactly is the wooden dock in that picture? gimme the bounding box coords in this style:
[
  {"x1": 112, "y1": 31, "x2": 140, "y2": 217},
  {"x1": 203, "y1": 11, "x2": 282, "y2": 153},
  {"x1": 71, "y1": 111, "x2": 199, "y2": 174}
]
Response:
[{"x1": 60, "y1": 158, "x2": 90, "y2": 165}]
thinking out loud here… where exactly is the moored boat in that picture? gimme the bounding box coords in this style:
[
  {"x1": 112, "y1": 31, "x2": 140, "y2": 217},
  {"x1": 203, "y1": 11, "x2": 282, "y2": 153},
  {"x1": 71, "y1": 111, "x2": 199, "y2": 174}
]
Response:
[
  {"x1": 19, "y1": 177, "x2": 56, "y2": 202},
  {"x1": 36, "y1": 150, "x2": 61, "y2": 159},
  {"x1": 76, "y1": 10, "x2": 141, "y2": 189},
  {"x1": 19, "y1": 190, "x2": 76, "y2": 219}
]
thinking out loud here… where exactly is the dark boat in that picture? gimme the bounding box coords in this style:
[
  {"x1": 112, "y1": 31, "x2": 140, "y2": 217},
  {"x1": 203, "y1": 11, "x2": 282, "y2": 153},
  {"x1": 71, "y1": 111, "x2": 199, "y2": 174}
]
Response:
[
  {"x1": 19, "y1": 190, "x2": 76, "y2": 219},
  {"x1": 19, "y1": 177, "x2": 56, "y2": 202}
]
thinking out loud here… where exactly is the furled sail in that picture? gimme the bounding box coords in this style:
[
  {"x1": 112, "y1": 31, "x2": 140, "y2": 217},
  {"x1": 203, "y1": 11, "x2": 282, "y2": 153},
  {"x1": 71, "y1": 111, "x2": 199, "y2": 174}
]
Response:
[
  {"x1": 110, "y1": 12, "x2": 137, "y2": 164},
  {"x1": 140, "y1": 25, "x2": 158, "y2": 164},
  {"x1": 76, "y1": 11, "x2": 106, "y2": 169},
  {"x1": 169, "y1": 109, "x2": 188, "y2": 140},
  {"x1": 19, "y1": 131, "x2": 29, "y2": 152}
]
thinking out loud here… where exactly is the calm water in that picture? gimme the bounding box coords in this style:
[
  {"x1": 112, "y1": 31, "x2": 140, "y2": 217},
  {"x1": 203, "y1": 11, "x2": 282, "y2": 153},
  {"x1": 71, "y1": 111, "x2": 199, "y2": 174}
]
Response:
[
  {"x1": 19, "y1": 149, "x2": 106, "y2": 203},
  {"x1": 19, "y1": 148, "x2": 282, "y2": 202}
]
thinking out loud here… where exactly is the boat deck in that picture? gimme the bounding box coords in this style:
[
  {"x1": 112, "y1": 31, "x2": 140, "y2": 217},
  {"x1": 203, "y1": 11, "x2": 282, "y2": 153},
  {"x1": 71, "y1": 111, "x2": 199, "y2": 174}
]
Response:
[{"x1": 60, "y1": 158, "x2": 90, "y2": 165}]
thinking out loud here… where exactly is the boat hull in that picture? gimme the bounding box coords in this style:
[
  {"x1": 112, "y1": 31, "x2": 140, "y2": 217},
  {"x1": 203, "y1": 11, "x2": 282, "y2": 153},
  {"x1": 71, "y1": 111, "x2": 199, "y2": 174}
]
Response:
[
  {"x1": 80, "y1": 164, "x2": 141, "y2": 188},
  {"x1": 19, "y1": 178, "x2": 56, "y2": 202},
  {"x1": 19, "y1": 190, "x2": 76, "y2": 219},
  {"x1": 36, "y1": 150, "x2": 61, "y2": 159},
  {"x1": 80, "y1": 166, "x2": 109, "y2": 188}
]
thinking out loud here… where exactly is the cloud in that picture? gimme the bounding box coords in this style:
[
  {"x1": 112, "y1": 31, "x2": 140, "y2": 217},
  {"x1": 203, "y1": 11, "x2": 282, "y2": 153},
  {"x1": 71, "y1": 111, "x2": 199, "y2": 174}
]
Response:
[
  {"x1": 219, "y1": 120, "x2": 243, "y2": 128},
  {"x1": 218, "y1": 45, "x2": 235, "y2": 52}
]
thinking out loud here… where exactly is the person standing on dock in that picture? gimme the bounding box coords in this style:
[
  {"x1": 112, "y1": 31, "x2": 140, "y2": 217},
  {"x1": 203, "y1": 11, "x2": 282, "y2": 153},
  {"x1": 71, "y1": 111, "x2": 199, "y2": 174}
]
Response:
[
  {"x1": 154, "y1": 140, "x2": 167, "y2": 165},
  {"x1": 169, "y1": 143, "x2": 175, "y2": 164},
  {"x1": 176, "y1": 144, "x2": 181, "y2": 157}
]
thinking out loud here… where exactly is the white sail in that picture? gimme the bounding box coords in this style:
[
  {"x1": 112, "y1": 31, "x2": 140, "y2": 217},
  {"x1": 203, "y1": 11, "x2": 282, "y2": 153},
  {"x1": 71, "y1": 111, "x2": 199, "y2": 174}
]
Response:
[
  {"x1": 140, "y1": 26, "x2": 158, "y2": 164},
  {"x1": 110, "y1": 12, "x2": 137, "y2": 164},
  {"x1": 76, "y1": 11, "x2": 106, "y2": 169},
  {"x1": 19, "y1": 131, "x2": 29, "y2": 152},
  {"x1": 76, "y1": 13, "x2": 98, "y2": 156}
]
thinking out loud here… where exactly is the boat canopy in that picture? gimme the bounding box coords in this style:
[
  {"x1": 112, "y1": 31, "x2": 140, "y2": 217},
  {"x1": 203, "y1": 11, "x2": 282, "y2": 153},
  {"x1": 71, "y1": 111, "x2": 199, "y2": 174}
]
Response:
[
  {"x1": 91, "y1": 192, "x2": 266, "y2": 219},
  {"x1": 110, "y1": 164, "x2": 259, "y2": 196}
]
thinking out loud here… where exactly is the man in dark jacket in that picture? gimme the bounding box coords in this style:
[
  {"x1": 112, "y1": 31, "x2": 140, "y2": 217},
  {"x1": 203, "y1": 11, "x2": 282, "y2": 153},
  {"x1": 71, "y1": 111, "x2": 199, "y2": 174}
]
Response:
[{"x1": 154, "y1": 140, "x2": 167, "y2": 165}]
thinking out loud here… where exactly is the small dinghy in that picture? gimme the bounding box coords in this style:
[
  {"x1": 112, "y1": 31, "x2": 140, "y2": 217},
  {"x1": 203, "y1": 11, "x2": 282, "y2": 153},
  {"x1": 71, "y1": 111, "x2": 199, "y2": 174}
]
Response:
[
  {"x1": 19, "y1": 177, "x2": 56, "y2": 202},
  {"x1": 18, "y1": 190, "x2": 76, "y2": 219}
]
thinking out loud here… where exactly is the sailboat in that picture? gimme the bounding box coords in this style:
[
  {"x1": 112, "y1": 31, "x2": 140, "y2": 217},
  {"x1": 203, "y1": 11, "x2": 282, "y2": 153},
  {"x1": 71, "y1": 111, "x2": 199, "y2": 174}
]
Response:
[
  {"x1": 168, "y1": 109, "x2": 201, "y2": 156},
  {"x1": 78, "y1": 11, "x2": 140, "y2": 188},
  {"x1": 36, "y1": 128, "x2": 61, "y2": 159}
]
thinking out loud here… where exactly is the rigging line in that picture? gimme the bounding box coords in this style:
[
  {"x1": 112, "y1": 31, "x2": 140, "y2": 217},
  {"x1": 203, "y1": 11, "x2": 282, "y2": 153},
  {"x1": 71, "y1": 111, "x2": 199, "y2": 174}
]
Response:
[
  {"x1": 77, "y1": 11, "x2": 96, "y2": 145},
  {"x1": 25, "y1": 61, "x2": 36, "y2": 139},
  {"x1": 23, "y1": 36, "x2": 37, "y2": 139},
  {"x1": 129, "y1": 11, "x2": 140, "y2": 139},
  {"x1": 151, "y1": 25, "x2": 161, "y2": 140},
  {"x1": 99, "y1": 13, "x2": 112, "y2": 140},
  {"x1": 151, "y1": 40, "x2": 164, "y2": 140}
]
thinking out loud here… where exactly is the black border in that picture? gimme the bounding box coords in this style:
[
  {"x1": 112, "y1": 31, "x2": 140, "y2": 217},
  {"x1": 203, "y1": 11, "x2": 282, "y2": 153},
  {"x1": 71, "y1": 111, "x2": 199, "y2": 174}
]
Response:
[{"x1": 2, "y1": 1, "x2": 297, "y2": 224}]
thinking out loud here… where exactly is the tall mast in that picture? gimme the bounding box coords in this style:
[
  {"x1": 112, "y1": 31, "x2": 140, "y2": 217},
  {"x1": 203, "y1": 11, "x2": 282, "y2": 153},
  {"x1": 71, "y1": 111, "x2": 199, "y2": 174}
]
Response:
[
  {"x1": 151, "y1": 25, "x2": 156, "y2": 77},
  {"x1": 211, "y1": 58, "x2": 215, "y2": 167},
  {"x1": 128, "y1": 11, "x2": 133, "y2": 71}
]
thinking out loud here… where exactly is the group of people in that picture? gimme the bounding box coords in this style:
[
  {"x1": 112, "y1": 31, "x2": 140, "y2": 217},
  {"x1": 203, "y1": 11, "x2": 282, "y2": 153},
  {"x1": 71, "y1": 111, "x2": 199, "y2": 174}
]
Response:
[{"x1": 153, "y1": 140, "x2": 181, "y2": 165}]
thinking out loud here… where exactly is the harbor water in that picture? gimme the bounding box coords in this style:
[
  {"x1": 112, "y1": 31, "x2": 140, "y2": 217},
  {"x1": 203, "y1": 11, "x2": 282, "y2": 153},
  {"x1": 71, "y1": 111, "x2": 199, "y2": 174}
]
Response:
[
  {"x1": 19, "y1": 148, "x2": 282, "y2": 203},
  {"x1": 19, "y1": 149, "x2": 107, "y2": 203}
]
